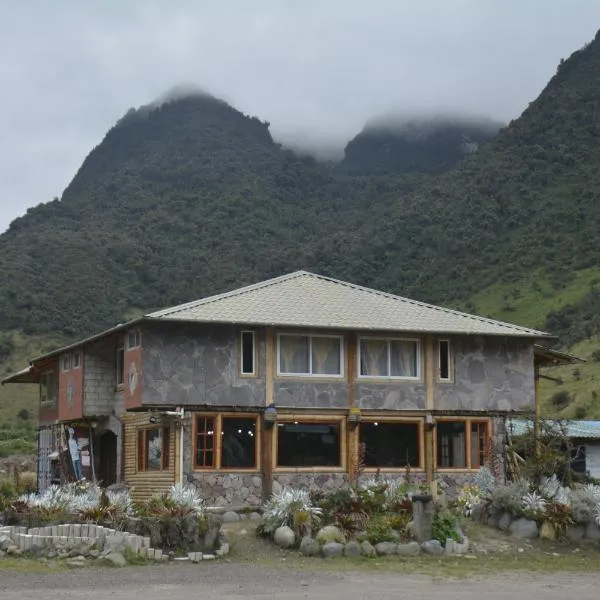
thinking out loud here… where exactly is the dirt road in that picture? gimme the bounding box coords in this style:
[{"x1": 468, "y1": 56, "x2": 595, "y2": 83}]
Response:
[{"x1": 0, "y1": 563, "x2": 597, "y2": 600}]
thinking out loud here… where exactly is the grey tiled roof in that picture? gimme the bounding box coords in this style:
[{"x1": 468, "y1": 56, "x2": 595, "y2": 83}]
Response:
[
  {"x1": 508, "y1": 419, "x2": 600, "y2": 440},
  {"x1": 147, "y1": 271, "x2": 550, "y2": 337}
]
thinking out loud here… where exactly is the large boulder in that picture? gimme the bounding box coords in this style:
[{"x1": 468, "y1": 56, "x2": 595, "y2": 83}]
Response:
[
  {"x1": 421, "y1": 540, "x2": 444, "y2": 555},
  {"x1": 566, "y1": 524, "x2": 586, "y2": 541},
  {"x1": 498, "y1": 512, "x2": 513, "y2": 532},
  {"x1": 221, "y1": 511, "x2": 241, "y2": 523},
  {"x1": 316, "y1": 525, "x2": 345, "y2": 545},
  {"x1": 374, "y1": 542, "x2": 397, "y2": 556},
  {"x1": 104, "y1": 552, "x2": 127, "y2": 567},
  {"x1": 360, "y1": 541, "x2": 377, "y2": 557},
  {"x1": 539, "y1": 521, "x2": 556, "y2": 541},
  {"x1": 0, "y1": 535, "x2": 12, "y2": 551},
  {"x1": 299, "y1": 536, "x2": 320, "y2": 557},
  {"x1": 508, "y1": 518, "x2": 539, "y2": 539},
  {"x1": 585, "y1": 522, "x2": 600, "y2": 541},
  {"x1": 396, "y1": 541, "x2": 421, "y2": 556},
  {"x1": 344, "y1": 541, "x2": 361, "y2": 558},
  {"x1": 322, "y1": 542, "x2": 344, "y2": 558},
  {"x1": 445, "y1": 537, "x2": 470, "y2": 555},
  {"x1": 274, "y1": 526, "x2": 296, "y2": 548}
]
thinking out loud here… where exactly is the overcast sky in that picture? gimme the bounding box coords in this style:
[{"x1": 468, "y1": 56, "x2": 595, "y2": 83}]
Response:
[{"x1": 1, "y1": 1, "x2": 599, "y2": 232}]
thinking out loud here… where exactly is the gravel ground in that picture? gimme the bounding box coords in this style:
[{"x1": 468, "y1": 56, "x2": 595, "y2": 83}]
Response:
[{"x1": 0, "y1": 563, "x2": 598, "y2": 600}]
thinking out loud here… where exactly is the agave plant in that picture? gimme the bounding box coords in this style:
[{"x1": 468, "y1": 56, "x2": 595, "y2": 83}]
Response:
[
  {"x1": 106, "y1": 489, "x2": 134, "y2": 516},
  {"x1": 262, "y1": 487, "x2": 322, "y2": 534},
  {"x1": 522, "y1": 491, "x2": 546, "y2": 514},
  {"x1": 169, "y1": 483, "x2": 205, "y2": 515},
  {"x1": 595, "y1": 503, "x2": 600, "y2": 528},
  {"x1": 473, "y1": 466, "x2": 496, "y2": 495},
  {"x1": 540, "y1": 474, "x2": 561, "y2": 499},
  {"x1": 583, "y1": 483, "x2": 600, "y2": 501}
]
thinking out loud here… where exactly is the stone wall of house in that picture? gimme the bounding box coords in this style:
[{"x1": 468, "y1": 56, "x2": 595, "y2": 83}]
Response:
[
  {"x1": 273, "y1": 381, "x2": 349, "y2": 408},
  {"x1": 434, "y1": 336, "x2": 534, "y2": 412},
  {"x1": 142, "y1": 322, "x2": 266, "y2": 407},
  {"x1": 272, "y1": 472, "x2": 348, "y2": 494},
  {"x1": 356, "y1": 382, "x2": 427, "y2": 410},
  {"x1": 186, "y1": 472, "x2": 263, "y2": 508},
  {"x1": 83, "y1": 337, "x2": 119, "y2": 416}
]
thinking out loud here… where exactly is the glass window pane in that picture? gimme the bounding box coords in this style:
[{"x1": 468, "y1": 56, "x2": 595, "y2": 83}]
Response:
[
  {"x1": 146, "y1": 429, "x2": 162, "y2": 470},
  {"x1": 437, "y1": 421, "x2": 466, "y2": 468},
  {"x1": 196, "y1": 416, "x2": 215, "y2": 467},
  {"x1": 390, "y1": 340, "x2": 418, "y2": 377},
  {"x1": 277, "y1": 422, "x2": 341, "y2": 467},
  {"x1": 241, "y1": 332, "x2": 255, "y2": 374},
  {"x1": 279, "y1": 335, "x2": 309, "y2": 374},
  {"x1": 439, "y1": 340, "x2": 450, "y2": 379},
  {"x1": 471, "y1": 422, "x2": 487, "y2": 468},
  {"x1": 360, "y1": 340, "x2": 388, "y2": 376},
  {"x1": 221, "y1": 417, "x2": 256, "y2": 468},
  {"x1": 360, "y1": 422, "x2": 420, "y2": 467},
  {"x1": 311, "y1": 337, "x2": 341, "y2": 375}
]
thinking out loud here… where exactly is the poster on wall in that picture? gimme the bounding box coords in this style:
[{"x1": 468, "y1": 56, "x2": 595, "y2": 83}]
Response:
[{"x1": 63, "y1": 425, "x2": 92, "y2": 481}]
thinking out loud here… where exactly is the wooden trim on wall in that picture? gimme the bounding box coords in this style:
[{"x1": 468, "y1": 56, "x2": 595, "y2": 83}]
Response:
[
  {"x1": 265, "y1": 327, "x2": 275, "y2": 406},
  {"x1": 347, "y1": 333, "x2": 357, "y2": 407}
]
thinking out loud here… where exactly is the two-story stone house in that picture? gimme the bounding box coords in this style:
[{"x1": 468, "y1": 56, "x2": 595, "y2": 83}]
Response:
[{"x1": 2, "y1": 271, "x2": 572, "y2": 505}]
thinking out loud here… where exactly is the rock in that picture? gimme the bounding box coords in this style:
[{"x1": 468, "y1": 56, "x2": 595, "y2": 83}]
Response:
[
  {"x1": 509, "y1": 518, "x2": 539, "y2": 539},
  {"x1": 66, "y1": 559, "x2": 87, "y2": 568},
  {"x1": 0, "y1": 534, "x2": 11, "y2": 551},
  {"x1": 0, "y1": 550, "x2": 6, "y2": 559},
  {"x1": 360, "y1": 541, "x2": 377, "y2": 557},
  {"x1": 249, "y1": 512, "x2": 262, "y2": 520},
  {"x1": 539, "y1": 521, "x2": 556, "y2": 541},
  {"x1": 216, "y1": 542, "x2": 230, "y2": 557},
  {"x1": 445, "y1": 537, "x2": 470, "y2": 555},
  {"x1": 104, "y1": 536, "x2": 127, "y2": 554},
  {"x1": 6, "y1": 545, "x2": 19, "y2": 555},
  {"x1": 274, "y1": 526, "x2": 295, "y2": 548},
  {"x1": 498, "y1": 512, "x2": 513, "y2": 532},
  {"x1": 344, "y1": 541, "x2": 361, "y2": 558},
  {"x1": 202, "y1": 554, "x2": 216, "y2": 560},
  {"x1": 421, "y1": 540, "x2": 444, "y2": 555},
  {"x1": 487, "y1": 514, "x2": 500, "y2": 528},
  {"x1": 321, "y1": 542, "x2": 344, "y2": 558},
  {"x1": 375, "y1": 542, "x2": 397, "y2": 556},
  {"x1": 566, "y1": 524, "x2": 586, "y2": 541},
  {"x1": 471, "y1": 503, "x2": 484, "y2": 522},
  {"x1": 104, "y1": 552, "x2": 127, "y2": 567},
  {"x1": 316, "y1": 525, "x2": 345, "y2": 545},
  {"x1": 221, "y1": 511, "x2": 241, "y2": 523},
  {"x1": 299, "y1": 536, "x2": 320, "y2": 557},
  {"x1": 585, "y1": 521, "x2": 600, "y2": 541},
  {"x1": 396, "y1": 541, "x2": 421, "y2": 556},
  {"x1": 29, "y1": 545, "x2": 44, "y2": 558}
]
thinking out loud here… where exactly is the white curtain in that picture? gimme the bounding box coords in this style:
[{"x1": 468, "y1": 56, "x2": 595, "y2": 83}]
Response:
[
  {"x1": 311, "y1": 337, "x2": 341, "y2": 375},
  {"x1": 390, "y1": 340, "x2": 417, "y2": 377},
  {"x1": 279, "y1": 335, "x2": 310, "y2": 373},
  {"x1": 452, "y1": 431, "x2": 466, "y2": 468},
  {"x1": 360, "y1": 340, "x2": 387, "y2": 376}
]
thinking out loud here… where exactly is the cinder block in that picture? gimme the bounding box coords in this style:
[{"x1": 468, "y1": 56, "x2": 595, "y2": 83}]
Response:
[
  {"x1": 23, "y1": 535, "x2": 32, "y2": 551},
  {"x1": 153, "y1": 549, "x2": 162, "y2": 560},
  {"x1": 142, "y1": 536, "x2": 150, "y2": 548},
  {"x1": 51, "y1": 526, "x2": 59, "y2": 537},
  {"x1": 139, "y1": 547, "x2": 147, "y2": 558},
  {"x1": 73, "y1": 524, "x2": 81, "y2": 537}
]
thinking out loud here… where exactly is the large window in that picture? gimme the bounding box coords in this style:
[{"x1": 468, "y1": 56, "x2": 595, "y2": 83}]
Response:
[
  {"x1": 437, "y1": 420, "x2": 489, "y2": 469},
  {"x1": 240, "y1": 331, "x2": 256, "y2": 376},
  {"x1": 360, "y1": 421, "x2": 421, "y2": 468},
  {"x1": 276, "y1": 422, "x2": 341, "y2": 467},
  {"x1": 137, "y1": 427, "x2": 170, "y2": 471},
  {"x1": 359, "y1": 338, "x2": 420, "y2": 379},
  {"x1": 115, "y1": 339, "x2": 125, "y2": 387},
  {"x1": 194, "y1": 415, "x2": 258, "y2": 469},
  {"x1": 40, "y1": 370, "x2": 57, "y2": 405},
  {"x1": 277, "y1": 334, "x2": 343, "y2": 377}
]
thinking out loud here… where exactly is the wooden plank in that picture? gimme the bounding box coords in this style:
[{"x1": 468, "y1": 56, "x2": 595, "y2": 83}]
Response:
[{"x1": 265, "y1": 327, "x2": 275, "y2": 406}]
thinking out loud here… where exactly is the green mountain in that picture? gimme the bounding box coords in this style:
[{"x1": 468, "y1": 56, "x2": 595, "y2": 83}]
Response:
[
  {"x1": 340, "y1": 115, "x2": 501, "y2": 175},
  {"x1": 2, "y1": 32, "x2": 600, "y2": 432}
]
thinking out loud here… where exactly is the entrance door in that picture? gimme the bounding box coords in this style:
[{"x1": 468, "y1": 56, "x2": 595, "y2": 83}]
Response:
[{"x1": 96, "y1": 431, "x2": 118, "y2": 486}]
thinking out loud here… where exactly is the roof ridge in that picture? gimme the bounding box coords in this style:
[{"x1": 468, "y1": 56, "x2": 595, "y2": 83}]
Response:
[
  {"x1": 147, "y1": 271, "x2": 309, "y2": 318},
  {"x1": 299, "y1": 271, "x2": 548, "y2": 336}
]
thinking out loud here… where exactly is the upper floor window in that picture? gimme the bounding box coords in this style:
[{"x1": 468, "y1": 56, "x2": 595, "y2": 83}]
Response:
[
  {"x1": 61, "y1": 354, "x2": 71, "y2": 372},
  {"x1": 240, "y1": 331, "x2": 256, "y2": 376},
  {"x1": 115, "y1": 339, "x2": 125, "y2": 387},
  {"x1": 127, "y1": 329, "x2": 141, "y2": 350},
  {"x1": 40, "y1": 370, "x2": 57, "y2": 405},
  {"x1": 72, "y1": 352, "x2": 81, "y2": 369},
  {"x1": 277, "y1": 334, "x2": 343, "y2": 377},
  {"x1": 438, "y1": 339, "x2": 451, "y2": 381},
  {"x1": 137, "y1": 427, "x2": 170, "y2": 471},
  {"x1": 359, "y1": 338, "x2": 420, "y2": 379}
]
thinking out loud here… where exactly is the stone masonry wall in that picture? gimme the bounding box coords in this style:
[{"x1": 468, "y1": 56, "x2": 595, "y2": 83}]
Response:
[
  {"x1": 186, "y1": 473, "x2": 263, "y2": 508},
  {"x1": 83, "y1": 336, "x2": 118, "y2": 416},
  {"x1": 272, "y1": 472, "x2": 348, "y2": 494}
]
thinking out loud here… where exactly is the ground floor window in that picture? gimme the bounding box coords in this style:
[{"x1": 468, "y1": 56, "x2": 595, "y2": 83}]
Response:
[
  {"x1": 137, "y1": 427, "x2": 170, "y2": 471},
  {"x1": 360, "y1": 421, "x2": 421, "y2": 468},
  {"x1": 437, "y1": 420, "x2": 489, "y2": 469},
  {"x1": 194, "y1": 414, "x2": 258, "y2": 470},
  {"x1": 276, "y1": 422, "x2": 341, "y2": 467}
]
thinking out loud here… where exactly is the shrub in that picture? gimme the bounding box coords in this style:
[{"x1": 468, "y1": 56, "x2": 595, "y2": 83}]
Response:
[
  {"x1": 0, "y1": 480, "x2": 16, "y2": 511},
  {"x1": 457, "y1": 484, "x2": 484, "y2": 517},
  {"x1": 571, "y1": 488, "x2": 598, "y2": 523},
  {"x1": 489, "y1": 480, "x2": 529, "y2": 516},
  {"x1": 365, "y1": 515, "x2": 396, "y2": 545},
  {"x1": 262, "y1": 488, "x2": 322, "y2": 536},
  {"x1": 473, "y1": 466, "x2": 496, "y2": 495},
  {"x1": 543, "y1": 501, "x2": 574, "y2": 538},
  {"x1": 432, "y1": 510, "x2": 461, "y2": 547},
  {"x1": 521, "y1": 491, "x2": 546, "y2": 516},
  {"x1": 550, "y1": 391, "x2": 571, "y2": 410}
]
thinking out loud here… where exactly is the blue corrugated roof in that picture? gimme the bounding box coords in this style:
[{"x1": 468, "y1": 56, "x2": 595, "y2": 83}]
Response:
[{"x1": 508, "y1": 419, "x2": 600, "y2": 440}]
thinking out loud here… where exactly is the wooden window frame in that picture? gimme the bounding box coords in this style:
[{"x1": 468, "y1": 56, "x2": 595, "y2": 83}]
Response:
[
  {"x1": 434, "y1": 417, "x2": 491, "y2": 472},
  {"x1": 127, "y1": 328, "x2": 141, "y2": 351},
  {"x1": 61, "y1": 354, "x2": 71, "y2": 373},
  {"x1": 273, "y1": 415, "x2": 346, "y2": 472},
  {"x1": 437, "y1": 339, "x2": 453, "y2": 382},
  {"x1": 359, "y1": 417, "x2": 425, "y2": 472},
  {"x1": 115, "y1": 338, "x2": 125, "y2": 389},
  {"x1": 136, "y1": 426, "x2": 170, "y2": 472},
  {"x1": 40, "y1": 369, "x2": 57, "y2": 405},
  {"x1": 192, "y1": 413, "x2": 261, "y2": 472},
  {"x1": 357, "y1": 336, "x2": 422, "y2": 381},
  {"x1": 240, "y1": 331, "x2": 257, "y2": 377},
  {"x1": 276, "y1": 333, "x2": 345, "y2": 379},
  {"x1": 71, "y1": 352, "x2": 81, "y2": 370}
]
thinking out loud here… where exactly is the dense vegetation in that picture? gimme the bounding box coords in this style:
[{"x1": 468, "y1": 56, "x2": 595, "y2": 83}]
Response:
[{"x1": 2, "y1": 32, "x2": 600, "y2": 428}]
